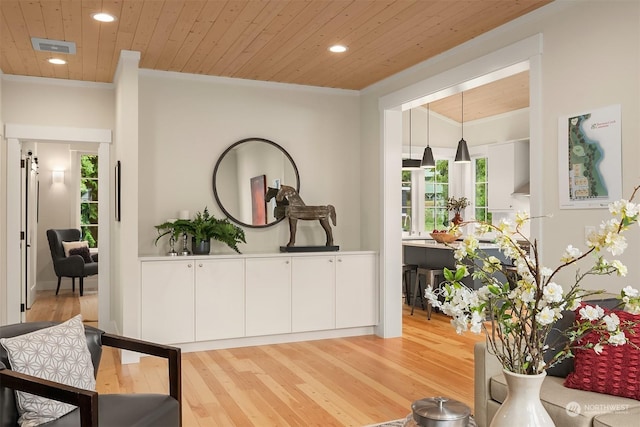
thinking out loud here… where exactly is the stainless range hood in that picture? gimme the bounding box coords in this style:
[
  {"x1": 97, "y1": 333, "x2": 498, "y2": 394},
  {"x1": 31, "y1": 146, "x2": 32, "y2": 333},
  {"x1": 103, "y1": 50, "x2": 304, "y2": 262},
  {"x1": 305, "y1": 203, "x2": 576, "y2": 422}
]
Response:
[{"x1": 512, "y1": 181, "x2": 530, "y2": 196}]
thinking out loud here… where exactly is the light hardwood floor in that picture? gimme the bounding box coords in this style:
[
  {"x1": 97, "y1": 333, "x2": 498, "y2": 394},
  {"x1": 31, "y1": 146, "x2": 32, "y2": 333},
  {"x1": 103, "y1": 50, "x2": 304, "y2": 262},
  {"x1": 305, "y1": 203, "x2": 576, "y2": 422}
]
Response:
[{"x1": 27, "y1": 291, "x2": 483, "y2": 426}]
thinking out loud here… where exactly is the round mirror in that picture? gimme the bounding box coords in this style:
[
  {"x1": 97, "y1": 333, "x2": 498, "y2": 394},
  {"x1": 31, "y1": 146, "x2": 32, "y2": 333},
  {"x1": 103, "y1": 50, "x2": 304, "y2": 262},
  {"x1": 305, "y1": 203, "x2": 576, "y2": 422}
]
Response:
[{"x1": 212, "y1": 137, "x2": 300, "y2": 228}]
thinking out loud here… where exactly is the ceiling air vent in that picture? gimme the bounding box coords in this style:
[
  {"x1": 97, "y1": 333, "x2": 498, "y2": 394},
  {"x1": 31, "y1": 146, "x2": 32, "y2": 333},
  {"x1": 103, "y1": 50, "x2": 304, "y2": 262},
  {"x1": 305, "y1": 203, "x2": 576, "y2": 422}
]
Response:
[{"x1": 31, "y1": 37, "x2": 76, "y2": 55}]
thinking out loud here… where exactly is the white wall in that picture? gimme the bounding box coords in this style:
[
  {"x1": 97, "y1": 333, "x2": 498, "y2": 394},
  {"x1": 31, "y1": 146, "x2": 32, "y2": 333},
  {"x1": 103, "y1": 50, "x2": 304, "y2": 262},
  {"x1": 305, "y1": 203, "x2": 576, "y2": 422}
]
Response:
[
  {"x1": 137, "y1": 72, "x2": 362, "y2": 255},
  {"x1": 362, "y1": 0, "x2": 640, "y2": 291},
  {"x1": 1, "y1": 77, "x2": 114, "y2": 128},
  {"x1": 0, "y1": 71, "x2": 5, "y2": 324},
  {"x1": 1, "y1": 77, "x2": 115, "y2": 325},
  {"x1": 34, "y1": 142, "x2": 73, "y2": 286},
  {"x1": 404, "y1": 106, "x2": 530, "y2": 157}
]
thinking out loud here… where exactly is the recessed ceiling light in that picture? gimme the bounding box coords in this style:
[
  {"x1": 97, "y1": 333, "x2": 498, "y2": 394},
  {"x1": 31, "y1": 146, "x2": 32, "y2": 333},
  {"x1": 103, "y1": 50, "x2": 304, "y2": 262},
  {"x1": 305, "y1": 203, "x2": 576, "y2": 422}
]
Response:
[
  {"x1": 48, "y1": 58, "x2": 67, "y2": 65},
  {"x1": 92, "y1": 12, "x2": 117, "y2": 23},
  {"x1": 329, "y1": 45, "x2": 348, "y2": 53}
]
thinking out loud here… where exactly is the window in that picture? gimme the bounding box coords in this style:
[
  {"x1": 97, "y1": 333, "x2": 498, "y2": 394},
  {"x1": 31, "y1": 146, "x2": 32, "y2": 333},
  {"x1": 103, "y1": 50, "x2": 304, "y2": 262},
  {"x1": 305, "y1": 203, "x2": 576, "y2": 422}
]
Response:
[
  {"x1": 474, "y1": 157, "x2": 492, "y2": 223},
  {"x1": 424, "y1": 159, "x2": 450, "y2": 231},
  {"x1": 80, "y1": 155, "x2": 99, "y2": 247},
  {"x1": 402, "y1": 170, "x2": 412, "y2": 232}
]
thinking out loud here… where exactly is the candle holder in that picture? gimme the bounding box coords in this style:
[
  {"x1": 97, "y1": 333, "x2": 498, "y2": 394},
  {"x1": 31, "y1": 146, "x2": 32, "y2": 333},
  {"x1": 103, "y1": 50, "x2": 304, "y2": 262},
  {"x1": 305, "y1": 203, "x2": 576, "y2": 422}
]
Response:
[
  {"x1": 180, "y1": 232, "x2": 191, "y2": 256},
  {"x1": 167, "y1": 229, "x2": 178, "y2": 256}
]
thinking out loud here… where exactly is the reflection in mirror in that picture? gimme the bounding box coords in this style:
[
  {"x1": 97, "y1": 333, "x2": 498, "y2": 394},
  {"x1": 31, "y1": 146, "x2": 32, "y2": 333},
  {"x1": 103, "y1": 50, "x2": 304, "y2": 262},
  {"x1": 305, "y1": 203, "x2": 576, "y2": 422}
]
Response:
[{"x1": 213, "y1": 138, "x2": 299, "y2": 228}]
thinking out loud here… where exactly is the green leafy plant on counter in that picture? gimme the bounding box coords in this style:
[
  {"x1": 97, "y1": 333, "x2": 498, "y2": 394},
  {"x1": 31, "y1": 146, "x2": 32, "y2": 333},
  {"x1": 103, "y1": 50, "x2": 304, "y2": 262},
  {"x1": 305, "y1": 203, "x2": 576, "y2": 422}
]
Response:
[{"x1": 155, "y1": 207, "x2": 246, "y2": 253}]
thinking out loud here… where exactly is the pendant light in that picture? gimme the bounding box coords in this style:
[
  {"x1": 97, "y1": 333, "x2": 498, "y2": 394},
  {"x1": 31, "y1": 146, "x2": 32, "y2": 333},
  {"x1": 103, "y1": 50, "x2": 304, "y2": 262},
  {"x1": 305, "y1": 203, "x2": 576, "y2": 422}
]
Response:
[
  {"x1": 402, "y1": 109, "x2": 421, "y2": 169},
  {"x1": 421, "y1": 104, "x2": 436, "y2": 168},
  {"x1": 455, "y1": 92, "x2": 471, "y2": 163}
]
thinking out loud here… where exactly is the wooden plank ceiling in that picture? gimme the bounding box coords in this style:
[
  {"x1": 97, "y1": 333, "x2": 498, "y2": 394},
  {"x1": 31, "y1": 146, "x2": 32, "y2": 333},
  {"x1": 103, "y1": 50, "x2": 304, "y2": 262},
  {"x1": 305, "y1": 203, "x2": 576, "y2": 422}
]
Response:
[
  {"x1": 427, "y1": 71, "x2": 530, "y2": 122},
  {"x1": 1, "y1": 0, "x2": 551, "y2": 92}
]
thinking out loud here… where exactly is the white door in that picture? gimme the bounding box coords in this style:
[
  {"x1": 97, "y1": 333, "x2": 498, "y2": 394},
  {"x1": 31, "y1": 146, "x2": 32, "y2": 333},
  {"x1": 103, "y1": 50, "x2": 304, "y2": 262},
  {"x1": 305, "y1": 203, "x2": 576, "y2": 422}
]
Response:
[{"x1": 20, "y1": 153, "x2": 39, "y2": 316}]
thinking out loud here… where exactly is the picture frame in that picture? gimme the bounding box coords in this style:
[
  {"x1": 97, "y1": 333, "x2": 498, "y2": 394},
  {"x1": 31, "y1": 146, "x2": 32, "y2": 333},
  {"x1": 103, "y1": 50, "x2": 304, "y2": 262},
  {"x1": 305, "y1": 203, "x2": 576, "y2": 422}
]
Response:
[
  {"x1": 557, "y1": 104, "x2": 622, "y2": 209},
  {"x1": 115, "y1": 160, "x2": 121, "y2": 221}
]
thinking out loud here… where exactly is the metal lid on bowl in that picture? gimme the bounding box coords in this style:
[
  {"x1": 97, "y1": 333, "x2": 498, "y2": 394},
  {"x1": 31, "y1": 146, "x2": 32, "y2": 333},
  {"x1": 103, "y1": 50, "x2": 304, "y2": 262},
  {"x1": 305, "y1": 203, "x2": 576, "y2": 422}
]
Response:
[{"x1": 412, "y1": 397, "x2": 470, "y2": 423}]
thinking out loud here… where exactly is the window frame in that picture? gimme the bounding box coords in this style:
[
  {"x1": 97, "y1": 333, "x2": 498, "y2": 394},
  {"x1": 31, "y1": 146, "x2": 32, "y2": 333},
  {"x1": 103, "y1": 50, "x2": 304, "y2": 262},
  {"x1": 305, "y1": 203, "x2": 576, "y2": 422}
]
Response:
[{"x1": 78, "y1": 152, "x2": 99, "y2": 248}]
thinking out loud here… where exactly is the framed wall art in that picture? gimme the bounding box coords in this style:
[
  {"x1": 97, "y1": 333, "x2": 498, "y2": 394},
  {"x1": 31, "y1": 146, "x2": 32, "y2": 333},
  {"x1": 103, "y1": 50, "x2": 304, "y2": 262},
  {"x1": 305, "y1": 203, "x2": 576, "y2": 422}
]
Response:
[{"x1": 558, "y1": 104, "x2": 621, "y2": 209}]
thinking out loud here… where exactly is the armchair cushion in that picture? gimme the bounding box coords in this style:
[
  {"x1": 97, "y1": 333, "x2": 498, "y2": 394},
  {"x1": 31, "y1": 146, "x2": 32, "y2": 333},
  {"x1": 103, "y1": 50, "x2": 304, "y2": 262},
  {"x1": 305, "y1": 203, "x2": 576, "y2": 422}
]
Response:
[
  {"x1": 0, "y1": 315, "x2": 96, "y2": 426},
  {"x1": 42, "y1": 395, "x2": 180, "y2": 427},
  {"x1": 61, "y1": 241, "x2": 89, "y2": 258}
]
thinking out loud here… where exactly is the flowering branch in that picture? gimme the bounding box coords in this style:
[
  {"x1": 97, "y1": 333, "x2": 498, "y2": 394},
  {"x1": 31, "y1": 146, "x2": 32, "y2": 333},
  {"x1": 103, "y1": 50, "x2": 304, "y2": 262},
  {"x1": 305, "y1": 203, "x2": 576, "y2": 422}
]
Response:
[{"x1": 426, "y1": 185, "x2": 640, "y2": 375}]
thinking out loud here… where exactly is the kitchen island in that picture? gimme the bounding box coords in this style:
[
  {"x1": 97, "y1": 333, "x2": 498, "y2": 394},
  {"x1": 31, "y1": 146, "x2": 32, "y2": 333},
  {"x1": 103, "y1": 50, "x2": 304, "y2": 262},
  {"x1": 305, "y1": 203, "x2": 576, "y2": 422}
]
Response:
[{"x1": 402, "y1": 239, "x2": 510, "y2": 290}]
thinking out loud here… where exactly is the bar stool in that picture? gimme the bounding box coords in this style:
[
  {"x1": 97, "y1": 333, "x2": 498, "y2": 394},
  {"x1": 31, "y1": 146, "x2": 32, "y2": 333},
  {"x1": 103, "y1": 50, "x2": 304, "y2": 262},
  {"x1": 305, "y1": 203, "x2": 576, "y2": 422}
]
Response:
[
  {"x1": 411, "y1": 267, "x2": 444, "y2": 319},
  {"x1": 402, "y1": 264, "x2": 418, "y2": 305}
]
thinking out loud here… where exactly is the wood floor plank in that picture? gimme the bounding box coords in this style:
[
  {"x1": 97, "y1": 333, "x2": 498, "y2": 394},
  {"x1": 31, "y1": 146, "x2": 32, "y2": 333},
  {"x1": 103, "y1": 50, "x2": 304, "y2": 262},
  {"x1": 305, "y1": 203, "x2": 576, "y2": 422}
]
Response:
[{"x1": 26, "y1": 292, "x2": 483, "y2": 425}]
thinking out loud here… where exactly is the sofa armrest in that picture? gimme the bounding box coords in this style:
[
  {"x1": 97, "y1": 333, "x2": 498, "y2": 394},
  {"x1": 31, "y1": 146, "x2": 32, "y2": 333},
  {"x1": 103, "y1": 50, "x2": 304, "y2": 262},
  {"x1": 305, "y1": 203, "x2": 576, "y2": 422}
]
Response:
[
  {"x1": 474, "y1": 341, "x2": 503, "y2": 427},
  {"x1": 101, "y1": 333, "x2": 182, "y2": 424},
  {"x1": 0, "y1": 365, "x2": 98, "y2": 427}
]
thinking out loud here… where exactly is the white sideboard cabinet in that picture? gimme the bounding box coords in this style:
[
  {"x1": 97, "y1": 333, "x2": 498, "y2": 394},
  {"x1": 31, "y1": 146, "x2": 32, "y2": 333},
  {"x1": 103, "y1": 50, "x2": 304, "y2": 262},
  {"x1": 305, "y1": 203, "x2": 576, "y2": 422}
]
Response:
[
  {"x1": 194, "y1": 258, "x2": 245, "y2": 341},
  {"x1": 245, "y1": 257, "x2": 292, "y2": 336},
  {"x1": 291, "y1": 256, "x2": 336, "y2": 332},
  {"x1": 139, "y1": 251, "x2": 377, "y2": 349},
  {"x1": 141, "y1": 260, "x2": 195, "y2": 344},
  {"x1": 335, "y1": 253, "x2": 378, "y2": 328},
  {"x1": 141, "y1": 258, "x2": 245, "y2": 344}
]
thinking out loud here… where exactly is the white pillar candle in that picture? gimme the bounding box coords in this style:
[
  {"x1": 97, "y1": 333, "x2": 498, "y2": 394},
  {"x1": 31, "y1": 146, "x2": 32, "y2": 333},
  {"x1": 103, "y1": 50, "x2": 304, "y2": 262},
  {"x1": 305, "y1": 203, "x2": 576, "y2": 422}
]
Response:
[{"x1": 178, "y1": 210, "x2": 190, "y2": 220}]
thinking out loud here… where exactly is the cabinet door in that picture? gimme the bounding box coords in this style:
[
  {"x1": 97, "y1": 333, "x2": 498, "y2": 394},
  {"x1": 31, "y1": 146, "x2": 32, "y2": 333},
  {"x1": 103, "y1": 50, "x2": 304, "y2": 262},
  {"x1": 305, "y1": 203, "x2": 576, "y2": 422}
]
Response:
[
  {"x1": 195, "y1": 258, "x2": 245, "y2": 341},
  {"x1": 291, "y1": 256, "x2": 335, "y2": 332},
  {"x1": 336, "y1": 254, "x2": 378, "y2": 328},
  {"x1": 141, "y1": 261, "x2": 195, "y2": 344},
  {"x1": 488, "y1": 143, "x2": 516, "y2": 210},
  {"x1": 245, "y1": 257, "x2": 292, "y2": 336}
]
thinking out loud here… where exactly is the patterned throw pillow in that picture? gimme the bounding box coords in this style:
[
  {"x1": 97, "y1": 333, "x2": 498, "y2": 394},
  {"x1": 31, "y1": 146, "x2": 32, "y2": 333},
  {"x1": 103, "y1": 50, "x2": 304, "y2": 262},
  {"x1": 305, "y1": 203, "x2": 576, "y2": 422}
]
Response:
[
  {"x1": 68, "y1": 246, "x2": 93, "y2": 263},
  {"x1": 0, "y1": 315, "x2": 96, "y2": 426},
  {"x1": 61, "y1": 241, "x2": 89, "y2": 258},
  {"x1": 564, "y1": 309, "x2": 640, "y2": 400}
]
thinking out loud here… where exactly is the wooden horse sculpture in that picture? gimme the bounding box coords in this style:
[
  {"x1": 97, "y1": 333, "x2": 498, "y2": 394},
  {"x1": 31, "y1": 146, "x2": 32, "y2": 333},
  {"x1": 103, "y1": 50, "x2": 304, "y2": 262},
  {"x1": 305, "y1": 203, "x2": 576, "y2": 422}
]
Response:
[{"x1": 265, "y1": 185, "x2": 337, "y2": 247}]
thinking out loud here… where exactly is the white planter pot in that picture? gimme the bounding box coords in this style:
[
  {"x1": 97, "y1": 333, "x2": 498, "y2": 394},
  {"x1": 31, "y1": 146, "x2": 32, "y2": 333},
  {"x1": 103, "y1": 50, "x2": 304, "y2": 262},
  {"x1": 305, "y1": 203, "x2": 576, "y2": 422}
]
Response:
[{"x1": 490, "y1": 370, "x2": 555, "y2": 427}]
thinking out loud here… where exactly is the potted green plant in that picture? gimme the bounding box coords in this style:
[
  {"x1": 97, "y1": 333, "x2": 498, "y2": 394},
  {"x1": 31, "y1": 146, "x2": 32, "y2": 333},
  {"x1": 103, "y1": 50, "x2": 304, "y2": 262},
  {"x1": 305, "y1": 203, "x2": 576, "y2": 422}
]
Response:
[
  {"x1": 446, "y1": 196, "x2": 469, "y2": 225},
  {"x1": 155, "y1": 207, "x2": 246, "y2": 254}
]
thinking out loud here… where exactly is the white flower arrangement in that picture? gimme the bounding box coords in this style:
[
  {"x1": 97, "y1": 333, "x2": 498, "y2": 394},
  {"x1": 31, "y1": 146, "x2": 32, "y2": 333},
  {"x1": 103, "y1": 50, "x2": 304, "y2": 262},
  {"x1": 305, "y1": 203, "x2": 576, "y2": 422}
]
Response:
[{"x1": 426, "y1": 186, "x2": 640, "y2": 375}]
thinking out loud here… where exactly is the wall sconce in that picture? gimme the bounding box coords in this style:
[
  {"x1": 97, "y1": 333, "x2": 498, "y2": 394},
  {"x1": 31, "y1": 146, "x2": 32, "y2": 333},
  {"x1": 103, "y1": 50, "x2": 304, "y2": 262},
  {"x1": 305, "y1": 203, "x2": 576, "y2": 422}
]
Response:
[{"x1": 52, "y1": 170, "x2": 65, "y2": 184}]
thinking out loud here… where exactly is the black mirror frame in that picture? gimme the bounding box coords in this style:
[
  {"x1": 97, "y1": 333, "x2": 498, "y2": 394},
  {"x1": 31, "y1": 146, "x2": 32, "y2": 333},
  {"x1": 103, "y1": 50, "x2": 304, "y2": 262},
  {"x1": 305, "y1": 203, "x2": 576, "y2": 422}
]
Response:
[{"x1": 212, "y1": 137, "x2": 300, "y2": 229}]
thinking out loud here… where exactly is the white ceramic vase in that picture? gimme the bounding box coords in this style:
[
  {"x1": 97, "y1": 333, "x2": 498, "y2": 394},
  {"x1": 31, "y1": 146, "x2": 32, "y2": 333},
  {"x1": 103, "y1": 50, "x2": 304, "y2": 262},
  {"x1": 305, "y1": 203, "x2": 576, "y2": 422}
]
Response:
[{"x1": 490, "y1": 370, "x2": 555, "y2": 427}]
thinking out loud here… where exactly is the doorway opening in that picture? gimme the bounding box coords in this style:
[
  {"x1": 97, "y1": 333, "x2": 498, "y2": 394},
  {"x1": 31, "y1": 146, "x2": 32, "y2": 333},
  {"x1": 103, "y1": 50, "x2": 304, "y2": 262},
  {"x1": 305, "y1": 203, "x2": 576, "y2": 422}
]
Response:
[
  {"x1": 377, "y1": 34, "x2": 544, "y2": 338},
  {"x1": 5, "y1": 124, "x2": 111, "y2": 328}
]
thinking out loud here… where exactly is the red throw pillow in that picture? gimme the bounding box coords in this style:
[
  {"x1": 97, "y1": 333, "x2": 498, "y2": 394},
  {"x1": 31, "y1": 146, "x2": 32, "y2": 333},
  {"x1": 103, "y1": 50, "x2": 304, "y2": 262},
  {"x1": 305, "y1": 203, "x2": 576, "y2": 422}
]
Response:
[{"x1": 564, "y1": 309, "x2": 640, "y2": 400}]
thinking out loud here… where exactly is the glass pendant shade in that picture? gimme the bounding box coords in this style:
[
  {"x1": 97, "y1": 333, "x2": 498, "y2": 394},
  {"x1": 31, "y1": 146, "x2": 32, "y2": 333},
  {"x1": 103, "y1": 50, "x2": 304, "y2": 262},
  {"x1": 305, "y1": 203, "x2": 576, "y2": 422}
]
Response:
[
  {"x1": 422, "y1": 146, "x2": 435, "y2": 168},
  {"x1": 422, "y1": 104, "x2": 435, "y2": 168},
  {"x1": 402, "y1": 158, "x2": 422, "y2": 169},
  {"x1": 455, "y1": 92, "x2": 471, "y2": 163},
  {"x1": 402, "y1": 109, "x2": 421, "y2": 170},
  {"x1": 454, "y1": 138, "x2": 471, "y2": 163}
]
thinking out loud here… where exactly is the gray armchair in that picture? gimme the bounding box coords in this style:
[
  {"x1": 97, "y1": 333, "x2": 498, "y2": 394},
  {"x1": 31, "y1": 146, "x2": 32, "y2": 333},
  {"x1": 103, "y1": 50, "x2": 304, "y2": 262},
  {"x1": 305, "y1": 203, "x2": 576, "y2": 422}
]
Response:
[
  {"x1": 0, "y1": 322, "x2": 181, "y2": 427},
  {"x1": 46, "y1": 229, "x2": 98, "y2": 297}
]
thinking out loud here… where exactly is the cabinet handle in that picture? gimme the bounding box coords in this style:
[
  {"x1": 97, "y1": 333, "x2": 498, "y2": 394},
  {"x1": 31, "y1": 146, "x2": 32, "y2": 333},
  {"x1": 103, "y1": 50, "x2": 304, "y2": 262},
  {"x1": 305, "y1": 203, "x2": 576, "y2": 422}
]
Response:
[
  {"x1": 337, "y1": 258, "x2": 343, "y2": 262},
  {"x1": 285, "y1": 260, "x2": 290, "y2": 264},
  {"x1": 198, "y1": 263, "x2": 203, "y2": 268},
  {"x1": 329, "y1": 259, "x2": 333, "y2": 263},
  {"x1": 187, "y1": 264, "x2": 192, "y2": 268}
]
